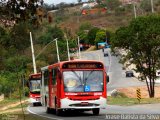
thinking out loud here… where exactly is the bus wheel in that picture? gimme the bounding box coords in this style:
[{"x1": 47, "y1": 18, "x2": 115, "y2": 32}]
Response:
[
  {"x1": 46, "y1": 107, "x2": 51, "y2": 113},
  {"x1": 45, "y1": 103, "x2": 51, "y2": 113},
  {"x1": 92, "y1": 108, "x2": 100, "y2": 115},
  {"x1": 45, "y1": 98, "x2": 50, "y2": 113},
  {"x1": 55, "y1": 97, "x2": 62, "y2": 116},
  {"x1": 56, "y1": 108, "x2": 62, "y2": 116},
  {"x1": 32, "y1": 103, "x2": 35, "y2": 107}
]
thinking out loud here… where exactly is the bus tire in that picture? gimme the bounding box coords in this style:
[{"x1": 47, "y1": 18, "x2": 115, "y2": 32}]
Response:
[
  {"x1": 32, "y1": 103, "x2": 35, "y2": 107},
  {"x1": 55, "y1": 98, "x2": 63, "y2": 116},
  {"x1": 45, "y1": 97, "x2": 51, "y2": 113},
  {"x1": 92, "y1": 108, "x2": 100, "y2": 115},
  {"x1": 46, "y1": 107, "x2": 51, "y2": 113},
  {"x1": 45, "y1": 102, "x2": 51, "y2": 113},
  {"x1": 56, "y1": 108, "x2": 62, "y2": 116}
]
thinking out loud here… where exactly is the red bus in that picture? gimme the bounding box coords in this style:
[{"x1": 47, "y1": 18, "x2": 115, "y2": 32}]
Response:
[
  {"x1": 40, "y1": 60, "x2": 109, "y2": 115},
  {"x1": 28, "y1": 73, "x2": 41, "y2": 106}
]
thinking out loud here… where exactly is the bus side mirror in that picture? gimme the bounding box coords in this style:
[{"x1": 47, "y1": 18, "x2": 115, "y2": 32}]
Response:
[{"x1": 107, "y1": 76, "x2": 109, "y2": 83}]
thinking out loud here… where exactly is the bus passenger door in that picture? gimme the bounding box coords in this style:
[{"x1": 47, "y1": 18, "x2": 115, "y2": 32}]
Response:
[
  {"x1": 51, "y1": 69, "x2": 57, "y2": 108},
  {"x1": 56, "y1": 69, "x2": 61, "y2": 108}
]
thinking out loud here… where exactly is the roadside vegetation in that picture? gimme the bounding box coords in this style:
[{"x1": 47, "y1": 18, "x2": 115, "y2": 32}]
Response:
[
  {"x1": 0, "y1": 113, "x2": 48, "y2": 120},
  {"x1": 108, "y1": 93, "x2": 160, "y2": 106},
  {"x1": 0, "y1": 97, "x2": 28, "y2": 114},
  {"x1": 111, "y1": 14, "x2": 160, "y2": 98},
  {"x1": 0, "y1": 98, "x2": 48, "y2": 120}
]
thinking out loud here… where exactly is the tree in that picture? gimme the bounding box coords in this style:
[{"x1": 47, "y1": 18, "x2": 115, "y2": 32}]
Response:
[
  {"x1": 140, "y1": 0, "x2": 152, "y2": 13},
  {"x1": 77, "y1": 31, "x2": 88, "y2": 44},
  {"x1": 9, "y1": 22, "x2": 30, "y2": 51},
  {"x1": 79, "y1": 22, "x2": 92, "y2": 32},
  {"x1": 77, "y1": 22, "x2": 93, "y2": 44},
  {"x1": 87, "y1": 27, "x2": 99, "y2": 45},
  {"x1": 0, "y1": 74, "x2": 15, "y2": 97},
  {"x1": 106, "y1": 30, "x2": 112, "y2": 44},
  {"x1": 111, "y1": 15, "x2": 160, "y2": 98},
  {"x1": 0, "y1": 26, "x2": 11, "y2": 47},
  {"x1": 58, "y1": 41, "x2": 68, "y2": 61},
  {"x1": 96, "y1": 0, "x2": 101, "y2": 5},
  {"x1": 0, "y1": 0, "x2": 44, "y2": 27},
  {"x1": 95, "y1": 29, "x2": 106, "y2": 44},
  {"x1": 77, "y1": 0, "x2": 82, "y2": 3},
  {"x1": 38, "y1": 25, "x2": 64, "y2": 45},
  {"x1": 1, "y1": 54, "x2": 29, "y2": 97},
  {"x1": 104, "y1": 0, "x2": 121, "y2": 11},
  {"x1": 5, "y1": 55, "x2": 29, "y2": 73},
  {"x1": 50, "y1": 25, "x2": 64, "y2": 41},
  {"x1": 0, "y1": 45, "x2": 7, "y2": 70}
]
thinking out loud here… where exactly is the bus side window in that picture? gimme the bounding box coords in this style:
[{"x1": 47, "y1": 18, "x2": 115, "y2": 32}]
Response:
[
  {"x1": 52, "y1": 69, "x2": 56, "y2": 85},
  {"x1": 44, "y1": 70, "x2": 49, "y2": 86}
]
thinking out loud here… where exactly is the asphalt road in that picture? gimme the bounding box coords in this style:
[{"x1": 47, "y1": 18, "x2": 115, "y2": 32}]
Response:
[
  {"x1": 27, "y1": 49, "x2": 160, "y2": 120},
  {"x1": 81, "y1": 49, "x2": 145, "y2": 91}
]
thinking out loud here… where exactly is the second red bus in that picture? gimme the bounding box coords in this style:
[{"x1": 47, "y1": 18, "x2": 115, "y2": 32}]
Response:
[{"x1": 28, "y1": 73, "x2": 41, "y2": 106}]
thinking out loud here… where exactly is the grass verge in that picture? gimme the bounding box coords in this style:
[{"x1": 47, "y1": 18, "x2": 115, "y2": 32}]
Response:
[
  {"x1": 108, "y1": 95, "x2": 160, "y2": 106},
  {"x1": 0, "y1": 98, "x2": 48, "y2": 120},
  {"x1": 0, "y1": 114, "x2": 49, "y2": 120},
  {"x1": 0, "y1": 97, "x2": 28, "y2": 108}
]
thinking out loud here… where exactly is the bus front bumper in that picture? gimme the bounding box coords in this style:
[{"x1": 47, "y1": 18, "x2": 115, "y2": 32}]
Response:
[
  {"x1": 29, "y1": 97, "x2": 41, "y2": 104},
  {"x1": 60, "y1": 96, "x2": 107, "y2": 109}
]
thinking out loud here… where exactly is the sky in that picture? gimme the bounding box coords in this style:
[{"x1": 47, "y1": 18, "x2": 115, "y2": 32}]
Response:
[{"x1": 43, "y1": 0, "x2": 88, "y2": 5}]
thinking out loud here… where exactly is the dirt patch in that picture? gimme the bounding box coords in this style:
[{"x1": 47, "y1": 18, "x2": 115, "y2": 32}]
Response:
[
  {"x1": 86, "y1": 46, "x2": 96, "y2": 51},
  {"x1": 117, "y1": 86, "x2": 160, "y2": 98},
  {"x1": 0, "y1": 108, "x2": 27, "y2": 114},
  {"x1": 0, "y1": 99, "x2": 28, "y2": 111}
]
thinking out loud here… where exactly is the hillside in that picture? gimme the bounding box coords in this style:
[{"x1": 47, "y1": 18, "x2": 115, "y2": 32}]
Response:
[
  {"x1": 56, "y1": 6, "x2": 134, "y2": 35},
  {"x1": 48, "y1": 0, "x2": 160, "y2": 36}
]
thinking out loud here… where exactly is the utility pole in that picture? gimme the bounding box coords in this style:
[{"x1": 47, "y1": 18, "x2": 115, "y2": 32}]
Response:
[
  {"x1": 30, "y1": 32, "x2": 37, "y2": 74},
  {"x1": 133, "y1": 2, "x2": 137, "y2": 18},
  {"x1": 150, "y1": 0, "x2": 154, "y2": 13},
  {"x1": 66, "y1": 38, "x2": 70, "y2": 61},
  {"x1": 55, "y1": 38, "x2": 60, "y2": 62},
  {"x1": 78, "y1": 36, "x2": 81, "y2": 59}
]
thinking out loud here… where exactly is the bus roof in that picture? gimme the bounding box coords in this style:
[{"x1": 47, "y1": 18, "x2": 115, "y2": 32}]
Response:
[
  {"x1": 29, "y1": 72, "x2": 41, "y2": 76},
  {"x1": 29, "y1": 72, "x2": 41, "y2": 79},
  {"x1": 41, "y1": 60, "x2": 104, "y2": 71}
]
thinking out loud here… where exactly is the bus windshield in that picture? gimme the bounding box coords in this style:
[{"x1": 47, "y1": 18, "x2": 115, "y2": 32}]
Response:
[
  {"x1": 29, "y1": 80, "x2": 41, "y2": 93},
  {"x1": 63, "y1": 70, "x2": 103, "y2": 92}
]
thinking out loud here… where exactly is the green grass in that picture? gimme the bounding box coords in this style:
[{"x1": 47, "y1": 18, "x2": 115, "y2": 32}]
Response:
[
  {"x1": 9, "y1": 101, "x2": 28, "y2": 110},
  {"x1": 108, "y1": 97, "x2": 160, "y2": 106},
  {"x1": 0, "y1": 114, "x2": 49, "y2": 120},
  {"x1": 0, "y1": 98, "x2": 46, "y2": 120},
  {"x1": 0, "y1": 97, "x2": 28, "y2": 108}
]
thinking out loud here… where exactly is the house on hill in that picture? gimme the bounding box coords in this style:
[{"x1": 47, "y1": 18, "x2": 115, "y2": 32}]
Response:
[{"x1": 81, "y1": 2, "x2": 107, "y2": 15}]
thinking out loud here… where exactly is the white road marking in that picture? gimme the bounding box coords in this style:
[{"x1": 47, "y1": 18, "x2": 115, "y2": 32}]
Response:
[{"x1": 27, "y1": 106, "x2": 63, "y2": 120}]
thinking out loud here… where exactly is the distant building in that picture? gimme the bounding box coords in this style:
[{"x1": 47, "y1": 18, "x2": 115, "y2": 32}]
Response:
[
  {"x1": 81, "y1": 7, "x2": 107, "y2": 15},
  {"x1": 81, "y1": 2, "x2": 98, "y2": 10},
  {"x1": 81, "y1": 1, "x2": 107, "y2": 15}
]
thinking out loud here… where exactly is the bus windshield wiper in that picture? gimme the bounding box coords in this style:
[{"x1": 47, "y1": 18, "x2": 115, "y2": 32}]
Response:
[
  {"x1": 72, "y1": 71, "x2": 83, "y2": 85},
  {"x1": 84, "y1": 71, "x2": 94, "y2": 82}
]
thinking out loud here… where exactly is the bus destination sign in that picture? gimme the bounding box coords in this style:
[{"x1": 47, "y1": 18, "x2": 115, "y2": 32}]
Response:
[
  {"x1": 62, "y1": 63, "x2": 103, "y2": 69},
  {"x1": 30, "y1": 74, "x2": 41, "y2": 79}
]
